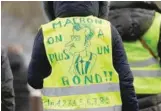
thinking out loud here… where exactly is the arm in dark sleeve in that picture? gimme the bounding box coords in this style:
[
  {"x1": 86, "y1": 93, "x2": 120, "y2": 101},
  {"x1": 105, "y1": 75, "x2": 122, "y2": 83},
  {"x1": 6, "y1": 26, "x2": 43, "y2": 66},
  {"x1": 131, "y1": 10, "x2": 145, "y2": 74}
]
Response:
[
  {"x1": 111, "y1": 25, "x2": 139, "y2": 111},
  {"x1": 28, "y1": 29, "x2": 51, "y2": 89},
  {"x1": 1, "y1": 48, "x2": 15, "y2": 111}
]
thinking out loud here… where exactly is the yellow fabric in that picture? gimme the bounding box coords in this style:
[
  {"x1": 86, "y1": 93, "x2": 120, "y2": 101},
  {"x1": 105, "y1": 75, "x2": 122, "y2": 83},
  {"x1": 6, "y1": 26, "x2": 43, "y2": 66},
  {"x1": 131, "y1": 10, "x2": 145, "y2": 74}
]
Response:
[
  {"x1": 41, "y1": 16, "x2": 122, "y2": 109},
  {"x1": 42, "y1": 92, "x2": 122, "y2": 109},
  {"x1": 142, "y1": 12, "x2": 161, "y2": 57},
  {"x1": 131, "y1": 65, "x2": 160, "y2": 70},
  {"x1": 123, "y1": 12, "x2": 161, "y2": 94},
  {"x1": 123, "y1": 41, "x2": 152, "y2": 62},
  {"x1": 134, "y1": 77, "x2": 161, "y2": 94},
  {"x1": 124, "y1": 42, "x2": 161, "y2": 94}
]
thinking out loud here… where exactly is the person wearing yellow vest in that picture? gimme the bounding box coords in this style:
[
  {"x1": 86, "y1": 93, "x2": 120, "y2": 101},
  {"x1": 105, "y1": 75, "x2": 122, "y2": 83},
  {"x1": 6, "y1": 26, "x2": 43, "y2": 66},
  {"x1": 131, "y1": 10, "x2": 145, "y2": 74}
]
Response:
[
  {"x1": 109, "y1": 1, "x2": 161, "y2": 111},
  {"x1": 28, "y1": 1, "x2": 139, "y2": 111}
]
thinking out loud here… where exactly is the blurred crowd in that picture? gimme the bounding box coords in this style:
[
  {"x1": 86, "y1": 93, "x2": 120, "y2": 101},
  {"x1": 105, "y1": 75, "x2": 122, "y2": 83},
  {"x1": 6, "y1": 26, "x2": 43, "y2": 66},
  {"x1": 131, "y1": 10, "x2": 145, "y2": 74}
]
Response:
[{"x1": 1, "y1": 45, "x2": 43, "y2": 111}]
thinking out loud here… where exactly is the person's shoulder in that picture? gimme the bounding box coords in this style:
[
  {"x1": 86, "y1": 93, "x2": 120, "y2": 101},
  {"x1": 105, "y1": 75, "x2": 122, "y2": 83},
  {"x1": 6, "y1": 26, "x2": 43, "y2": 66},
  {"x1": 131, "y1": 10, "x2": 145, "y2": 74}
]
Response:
[
  {"x1": 37, "y1": 28, "x2": 43, "y2": 35},
  {"x1": 41, "y1": 19, "x2": 57, "y2": 30},
  {"x1": 34, "y1": 28, "x2": 44, "y2": 42},
  {"x1": 109, "y1": 23, "x2": 123, "y2": 47},
  {"x1": 110, "y1": 24, "x2": 120, "y2": 38},
  {"x1": 110, "y1": 24, "x2": 118, "y2": 32}
]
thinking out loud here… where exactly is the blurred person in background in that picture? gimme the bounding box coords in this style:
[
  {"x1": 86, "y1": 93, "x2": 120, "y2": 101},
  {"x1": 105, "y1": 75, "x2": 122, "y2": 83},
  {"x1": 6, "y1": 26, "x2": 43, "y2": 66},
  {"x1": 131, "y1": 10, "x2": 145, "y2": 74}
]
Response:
[
  {"x1": 1, "y1": 47, "x2": 15, "y2": 111},
  {"x1": 7, "y1": 45, "x2": 30, "y2": 111},
  {"x1": 109, "y1": 1, "x2": 161, "y2": 111},
  {"x1": 28, "y1": 1, "x2": 139, "y2": 111}
]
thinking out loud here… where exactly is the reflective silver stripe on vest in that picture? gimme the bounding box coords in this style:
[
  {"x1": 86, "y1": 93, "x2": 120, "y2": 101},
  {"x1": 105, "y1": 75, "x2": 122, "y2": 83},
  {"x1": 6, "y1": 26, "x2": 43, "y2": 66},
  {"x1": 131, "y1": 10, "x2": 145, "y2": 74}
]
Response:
[
  {"x1": 42, "y1": 83, "x2": 120, "y2": 96},
  {"x1": 130, "y1": 57, "x2": 159, "y2": 67},
  {"x1": 44, "y1": 105, "x2": 122, "y2": 111},
  {"x1": 132, "y1": 70, "x2": 161, "y2": 77}
]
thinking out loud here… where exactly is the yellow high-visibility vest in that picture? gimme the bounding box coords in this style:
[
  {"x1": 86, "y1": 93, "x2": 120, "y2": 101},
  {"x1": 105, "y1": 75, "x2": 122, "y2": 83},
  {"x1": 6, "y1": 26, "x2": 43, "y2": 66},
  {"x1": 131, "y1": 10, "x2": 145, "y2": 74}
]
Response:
[
  {"x1": 41, "y1": 16, "x2": 122, "y2": 111},
  {"x1": 124, "y1": 12, "x2": 161, "y2": 94}
]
